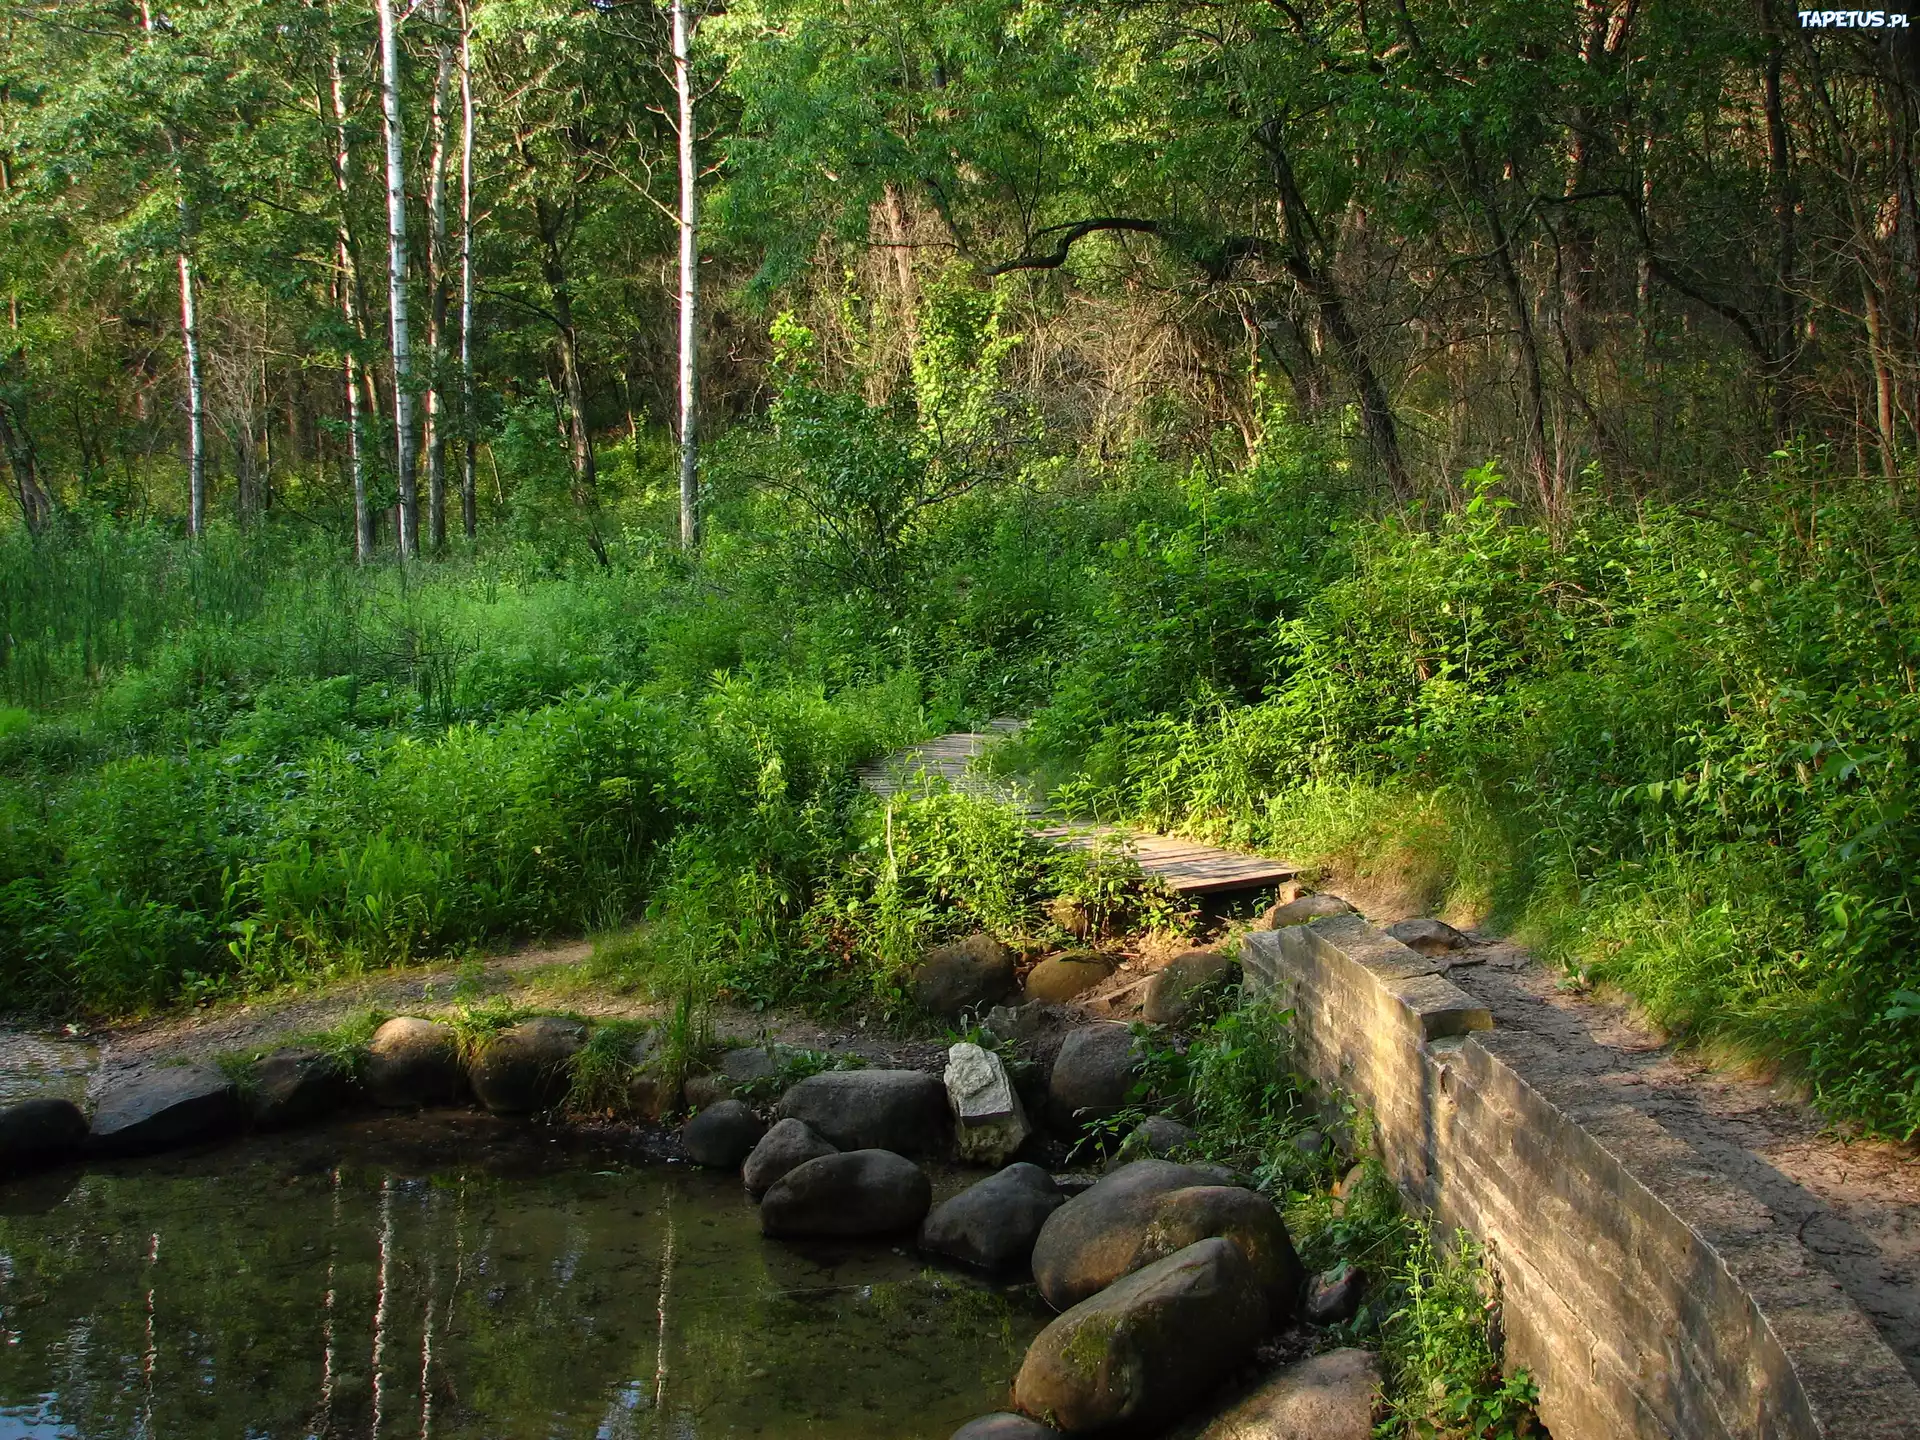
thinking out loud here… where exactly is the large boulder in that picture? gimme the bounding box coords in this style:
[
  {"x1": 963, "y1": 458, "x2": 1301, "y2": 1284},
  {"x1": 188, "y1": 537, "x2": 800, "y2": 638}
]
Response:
[
  {"x1": 1193, "y1": 1347, "x2": 1380, "y2": 1440},
  {"x1": 88, "y1": 1065, "x2": 244, "y2": 1156},
  {"x1": 250, "y1": 1048, "x2": 356, "y2": 1129},
  {"x1": 919, "y1": 1162, "x2": 1063, "y2": 1272},
  {"x1": 1384, "y1": 917, "x2": 1468, "y2": 957},
  {"x1": 775, "y1": 1068, "x2": 950, "y2": 1155},
  {"x1": 1131, "y1": 1186, "x2": 1304, "y2": 1317},
  {"x1": 0, "y1": 1097, "x2": 88, "y2": 1174},
  {"x1": 1030, "y1": 1159, "x2": 1224, "y2": 1309},
  {"x1": 469, "y1": 1016, "x2": 586, "y2": 1114},
  {"x1": 1013, "y1": 1237, "x2": 1269, "y2": 1434},
  {"x1": 364, "y1": 1017, "x2": 467, "y2": 1107},
  {"x1": 742, "y1": 1117, "x2": 837, "y2": 1198},
  {"x1": 1261, "y1": 893, "x2": 1353, "y2": 928},
  {"x1": 1047, "y1": 1024, "x2": 1142, "y2": 1131},
  {"x1": 1115, "y1": 1115, "x2": 1195, "y2": 1162},
  {"x1": 953, "y1": 1416, "x2": 1063, "y2": 1440},
  {"x1": 1143, "y1": 948, "x2": 1238, "y2": 1027},
  {"x1": 946, "y1": 1042, "x2": 1032, "y2": 1166},
  {"x1": 1024, "y1": 952, "x2": 1114, "y2": 1003},
  {"x1": 682, "y1": 1099, "x2": 766, "y2": 1169},
  {"x1": 913, "y1": 933, "x2": 1018, "y2": 1019},
  {"x1": 759, "y1": 1149, "x2": 932, "y2": 1239}
]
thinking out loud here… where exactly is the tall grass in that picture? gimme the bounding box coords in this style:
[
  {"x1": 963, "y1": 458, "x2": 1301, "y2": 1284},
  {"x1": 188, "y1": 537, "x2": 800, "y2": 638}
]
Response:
[{"x1": 1027, "y1": 466, "x2": 1920, "y2": 1136}]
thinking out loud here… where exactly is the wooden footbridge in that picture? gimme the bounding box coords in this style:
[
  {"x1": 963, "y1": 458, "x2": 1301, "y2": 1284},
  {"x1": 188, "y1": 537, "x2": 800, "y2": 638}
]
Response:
[{"x1": 856, "y1": 723, "x2": 1296, "y2": 898}]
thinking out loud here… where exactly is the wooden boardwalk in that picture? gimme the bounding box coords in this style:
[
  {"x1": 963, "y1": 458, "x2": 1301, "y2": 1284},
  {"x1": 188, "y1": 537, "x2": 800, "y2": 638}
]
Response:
[{"x1": 857, "y1": 725, "x2": 1295, "y2": 898}]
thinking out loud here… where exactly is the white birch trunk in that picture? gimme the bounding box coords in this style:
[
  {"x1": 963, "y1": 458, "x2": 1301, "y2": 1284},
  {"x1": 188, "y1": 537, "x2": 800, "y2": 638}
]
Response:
[
  {"x1": 458, "y1": 0, "x2": 477, "y2": 540},
  {"x1": 423, "y1": 0, "x2": 454, "y2": 550},
  {"x1": 673, "y1": 0, "x2": 699, "y2": 550},
  {"x1": 141, "y1": 0, "x2": 207, "y2": 537},
  {"x1": 378, "y1": 0, "x2": 418, "y2": 558},
  {"x1": 177, "y1": 244, "x2": 206, "y2": 538},
  {"x1": 329, "y1": 41, "x2": 374, "y2": 563}
]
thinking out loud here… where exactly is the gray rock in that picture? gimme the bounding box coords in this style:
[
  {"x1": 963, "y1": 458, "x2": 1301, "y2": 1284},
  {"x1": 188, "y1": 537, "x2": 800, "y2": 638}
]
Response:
[
  {"x1": 919, "y1": 1162, "x2": 1063, "y2": 1272},
  {"x1": 1385, "y1": 917, "x2": 1468, "y2": 956},
  {"x1": 683, "y1": 1071, "x2": 730, "y2": 1112},
  {"x1": 946, "y1": 1042, "x2": 1031, "y2": 1166},
  {"x1": 1029, "y1": 1159, "x2": 1225, "y2": 1309},
  {"x1": 1046, "y1": 1023, "x2": 1142, "y2": 1130},
  {"x1": 89, "y1": 1065, "x2": 243, "y2": 1156},
  {"x1": 626, "y1": 1033, "x2": 679, "y2": 1120},
  {"x1": 1143, "y1": 947, "x2": 1239, "y2": 1026},
  {"x1": 1131, "y1": 1185, "x2": 1304, "y2": 1317},
  {"x1": 760, "y1": 1149, "x2": 932, "y2": 1238},
  {"x1": 952, "y1": 1415, "x2": 1062, "y2": 1440},
  {"x1": 1024, "y1": 951, "x2": 1114, "y2": 1003},
  {"x1": 1194, "y1": 1346, "x2": 1380, "y2": 1440},
  {"x1": 1305, "y1": 1263, "x2": 1367, "y2": 1325},
  {"x1": 1013, "y1": 1237, "x2": 1269, "y2": 1434},
  {"x1": 1118, "y1": 1114, "x2": 1196, "y2": 1161},
  {"x1": 364, "y1": 1018, "x2": 467, "y2": 1107},
  {"x1": 1293, "y1": 1128, "x2": 1327, "y2": 1159},
  {"x1": 469, "y1": 1016, "x2": 586, "y2": 1114},
  {"x1": 913, "y1": 933, "x2": 1018, "y2": 1019},
  {"x1": 742, "y1": 1117, "x2": 837, "y2": 1198},
  {"x1": 0, "y1": 1096, "x2": 88, "y2": 1173},
  {"x1": 983, "y1": 1001, "x2": 1059, "y2": 1044},
  {"x1": 250, "y1": 1048, "x2": 355, "y2": 1129},
  {"x1": 775, "y1": 1068, "x2": 950, "y2": 1155},
  {"x1": 1262, "y1": 892, "x2": 1354, "y2": 928},
  {"x1": 682, "y1": 1099, "x2": 766, "y2": 1169}
]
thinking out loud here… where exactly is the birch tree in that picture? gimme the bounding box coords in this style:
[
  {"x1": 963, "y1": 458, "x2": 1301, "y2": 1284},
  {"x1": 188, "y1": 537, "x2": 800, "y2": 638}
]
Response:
[
  {"x1": 457, "y1": 0, "x2": 477, "y2": 540},
  {"x1": 327, "y1": 35, "x2": 375, "y2": 562},
  {"x1": 672, "y1": 0, "x2": 698, "y2": 550},
  {"x1": 376, "y1": 0, "x2": 418, "y2": 558},
  {"x1": 138, "y1": 0, "x2": 207, "y2": 538},
  {"x1": 423, "y1": 0, "x2": 456, "y2": 550}
]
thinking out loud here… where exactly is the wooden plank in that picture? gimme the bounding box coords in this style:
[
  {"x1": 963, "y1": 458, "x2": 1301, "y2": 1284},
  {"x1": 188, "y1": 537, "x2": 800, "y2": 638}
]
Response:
[{"x1": 860, "y1": 732, "x2": 1296, "y2": 898}]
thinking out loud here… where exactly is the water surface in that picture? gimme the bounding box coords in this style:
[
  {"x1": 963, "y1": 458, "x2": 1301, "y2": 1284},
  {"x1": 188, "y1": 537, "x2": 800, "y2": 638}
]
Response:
[{"x1": 0, "y1": 1113, "x2": 1047, "y2": 1438}]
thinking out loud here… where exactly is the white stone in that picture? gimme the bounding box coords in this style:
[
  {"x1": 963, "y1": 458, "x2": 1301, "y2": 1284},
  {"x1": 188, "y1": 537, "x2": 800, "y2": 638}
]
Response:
[{"x1": 944, "y1": 1042, "x2": 1031, "y2": 1166}]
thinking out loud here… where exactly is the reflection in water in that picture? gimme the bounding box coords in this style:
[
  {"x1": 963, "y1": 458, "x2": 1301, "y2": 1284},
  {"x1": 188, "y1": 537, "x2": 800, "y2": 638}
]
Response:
[{"x1": 0, "y1": 1113, "x2": 1047, "y2": 1439}]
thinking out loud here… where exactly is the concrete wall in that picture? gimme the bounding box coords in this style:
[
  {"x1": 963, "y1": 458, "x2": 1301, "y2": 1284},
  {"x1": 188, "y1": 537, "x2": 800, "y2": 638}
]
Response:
[{"x1": 1241, "y1": 915, "x2": 1919, "y2": 1440}]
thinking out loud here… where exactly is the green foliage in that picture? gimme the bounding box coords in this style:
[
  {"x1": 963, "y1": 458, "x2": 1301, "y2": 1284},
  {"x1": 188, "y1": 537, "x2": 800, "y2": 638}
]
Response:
[
  {"x1": 1377, "y1": 1231, "x2": 1541, "y2": 1440},
  {"x1": 1039, "y1": 473, "x2": 1920, "y2": 1137}
]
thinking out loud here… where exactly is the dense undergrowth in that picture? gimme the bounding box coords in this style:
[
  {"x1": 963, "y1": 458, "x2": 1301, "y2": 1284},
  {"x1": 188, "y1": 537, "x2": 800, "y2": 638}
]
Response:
[{"x1": 3, "y1": 394, "x2": 1918, "y2": 1136}]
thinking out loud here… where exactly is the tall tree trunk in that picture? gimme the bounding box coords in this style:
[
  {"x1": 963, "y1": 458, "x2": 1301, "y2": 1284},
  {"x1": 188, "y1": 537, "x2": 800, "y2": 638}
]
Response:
[
  {"x1": 673, "y1": 0, "x2": 699, "y2": 550},
  {"x1": 1253, "y1": 120, "x2": 1409, "y2": 499},
  {"x1": 534, "y1": 198, "x2": 606, "y2": 564},
  {"x1": 140, "y1": 1, "x2": 207, "y2": 536},
  {"x1": 423, "y1": 0, "x2": 454, "y2": 551},
  {"x1": 0, "y1": 395, "x2": 49, "y2": 532},
  {"x1": 328, "y1": 36, "x2": 375, "y2": 564},
  {"x1": 458, "y1": 0, "x2": 477, "y2": 541},
  {"x1": 1462, "y1": 134, "x2": 1557, "y2": 517},
  {"x1": 377, "y1": 0, "x2": 419, "y2": 558},
  {"x1": 177, "y1": 242, "x2": 207, "y2": 537},
  {"x1": 0, "y1": 159, "x2": 51, "y2": 533}
]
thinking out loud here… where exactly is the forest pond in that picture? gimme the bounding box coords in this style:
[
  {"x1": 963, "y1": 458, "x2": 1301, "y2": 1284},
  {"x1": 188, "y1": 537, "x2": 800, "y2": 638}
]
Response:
[{"x1": 0, "y1": 1112, "x2": 1049, "y2": 1438}]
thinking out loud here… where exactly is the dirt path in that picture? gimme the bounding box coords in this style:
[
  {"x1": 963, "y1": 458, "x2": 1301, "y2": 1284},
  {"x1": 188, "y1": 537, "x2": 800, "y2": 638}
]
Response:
[
  {"x1": 1445, "y1": 937, "x2": 1920, "y2": 1387},
  {"x1": 0, "y1": 936, "x2": 950, "y2": 1105}
]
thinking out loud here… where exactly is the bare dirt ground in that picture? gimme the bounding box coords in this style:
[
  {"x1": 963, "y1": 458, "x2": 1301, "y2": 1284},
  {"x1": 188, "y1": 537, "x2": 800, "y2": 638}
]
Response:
[{"x1": 0, "y1": 934, "x2": 952, "y2": 1106}]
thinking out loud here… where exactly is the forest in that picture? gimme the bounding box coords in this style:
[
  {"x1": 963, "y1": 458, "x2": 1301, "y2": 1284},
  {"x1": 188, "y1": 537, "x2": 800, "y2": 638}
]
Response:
[{"x1": 1, "y1": 0, "x2": 1918, "y2": 1139}]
